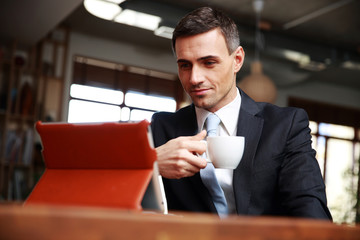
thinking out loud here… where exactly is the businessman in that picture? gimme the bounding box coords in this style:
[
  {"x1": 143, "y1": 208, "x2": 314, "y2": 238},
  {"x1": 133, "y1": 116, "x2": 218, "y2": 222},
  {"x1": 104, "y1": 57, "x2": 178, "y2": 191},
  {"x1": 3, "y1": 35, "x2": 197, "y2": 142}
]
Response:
[{"x1": 151, "y1": 6, "x2": 332, "y2": 220}]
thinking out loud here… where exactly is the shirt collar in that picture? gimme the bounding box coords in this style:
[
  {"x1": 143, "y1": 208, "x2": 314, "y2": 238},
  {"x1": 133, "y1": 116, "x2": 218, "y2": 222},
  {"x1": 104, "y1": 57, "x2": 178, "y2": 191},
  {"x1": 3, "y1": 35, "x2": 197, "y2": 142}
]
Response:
[{"x1": 195, "y1": 89, "x2": 241, "y2": 135}]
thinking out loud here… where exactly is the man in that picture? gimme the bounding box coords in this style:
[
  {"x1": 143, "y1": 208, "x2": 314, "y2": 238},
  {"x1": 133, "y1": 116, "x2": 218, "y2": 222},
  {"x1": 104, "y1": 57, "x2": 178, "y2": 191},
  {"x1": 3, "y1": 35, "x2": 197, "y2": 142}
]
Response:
[{"x1": 151, "y1": 6, "x2": 332, "y2": 220}]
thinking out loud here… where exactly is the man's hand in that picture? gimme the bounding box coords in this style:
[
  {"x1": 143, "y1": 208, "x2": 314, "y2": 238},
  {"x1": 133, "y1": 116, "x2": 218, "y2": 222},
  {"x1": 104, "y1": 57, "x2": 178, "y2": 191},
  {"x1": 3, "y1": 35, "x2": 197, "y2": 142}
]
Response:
[{"x1": 156, "y1": 130, "x2": 207, "y2": 179}]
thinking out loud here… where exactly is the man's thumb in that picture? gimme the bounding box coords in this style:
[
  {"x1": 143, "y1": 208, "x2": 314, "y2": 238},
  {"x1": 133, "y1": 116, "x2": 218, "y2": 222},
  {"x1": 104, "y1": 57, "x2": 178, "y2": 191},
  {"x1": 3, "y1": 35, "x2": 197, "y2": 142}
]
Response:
[{"x1": 193, "y1": 130, "x2": 207, "y2": 140}]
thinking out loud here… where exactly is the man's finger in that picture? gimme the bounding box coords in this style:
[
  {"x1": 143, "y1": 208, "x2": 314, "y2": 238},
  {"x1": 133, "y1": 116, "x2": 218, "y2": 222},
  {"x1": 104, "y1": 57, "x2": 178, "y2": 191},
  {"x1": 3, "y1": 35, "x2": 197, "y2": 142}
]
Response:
[{"x1": 190, "y1": 130, "x2": 207, "y2": 140}]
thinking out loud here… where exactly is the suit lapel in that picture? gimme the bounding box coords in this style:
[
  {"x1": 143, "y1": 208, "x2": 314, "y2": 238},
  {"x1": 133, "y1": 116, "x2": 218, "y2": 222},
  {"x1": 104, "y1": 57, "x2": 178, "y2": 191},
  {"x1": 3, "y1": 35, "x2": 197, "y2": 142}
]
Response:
[
  {"x1": 174, "y1": 105, "x2": 199, "y2": 137},
  {"x1": 233, "y1": 90, "x2": 264, "y2": 214}
]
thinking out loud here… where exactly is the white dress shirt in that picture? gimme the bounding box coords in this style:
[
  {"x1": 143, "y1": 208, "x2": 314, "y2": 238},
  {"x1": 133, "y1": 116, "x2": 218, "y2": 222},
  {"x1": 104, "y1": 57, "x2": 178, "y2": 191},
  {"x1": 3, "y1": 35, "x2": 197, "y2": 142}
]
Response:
[{"x1": 195, "y1": 89, "x2": 241, "y2": 214}]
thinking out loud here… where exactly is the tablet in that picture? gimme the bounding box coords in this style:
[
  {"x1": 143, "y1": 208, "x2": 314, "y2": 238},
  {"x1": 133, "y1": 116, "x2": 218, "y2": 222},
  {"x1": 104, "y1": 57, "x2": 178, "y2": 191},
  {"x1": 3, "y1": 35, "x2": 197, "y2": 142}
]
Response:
[{"x1": 25, "y1": 120, "x2": 167, "y2": 214}]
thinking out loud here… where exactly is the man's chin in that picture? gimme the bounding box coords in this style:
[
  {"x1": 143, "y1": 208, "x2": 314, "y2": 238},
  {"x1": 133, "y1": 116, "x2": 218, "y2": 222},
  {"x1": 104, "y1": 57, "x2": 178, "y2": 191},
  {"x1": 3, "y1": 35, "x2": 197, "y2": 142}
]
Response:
[{"x1": 192, "y1": 99, "x2": 213, "y2": 110}]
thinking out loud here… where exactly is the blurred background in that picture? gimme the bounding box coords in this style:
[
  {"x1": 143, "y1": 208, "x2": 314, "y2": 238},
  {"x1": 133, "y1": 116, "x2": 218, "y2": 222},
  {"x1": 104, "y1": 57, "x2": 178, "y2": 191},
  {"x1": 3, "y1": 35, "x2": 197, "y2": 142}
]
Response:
[{"x1": 0, "y1": 0, "x2": 359, "y2": 224}]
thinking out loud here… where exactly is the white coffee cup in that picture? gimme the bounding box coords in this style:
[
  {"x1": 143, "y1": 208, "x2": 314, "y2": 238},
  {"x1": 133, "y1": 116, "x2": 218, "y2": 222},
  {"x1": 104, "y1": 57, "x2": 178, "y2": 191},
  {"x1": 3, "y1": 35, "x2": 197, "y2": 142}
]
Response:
[{"x1": 205, "y1": 136, "x2": 245, "y2": 169}]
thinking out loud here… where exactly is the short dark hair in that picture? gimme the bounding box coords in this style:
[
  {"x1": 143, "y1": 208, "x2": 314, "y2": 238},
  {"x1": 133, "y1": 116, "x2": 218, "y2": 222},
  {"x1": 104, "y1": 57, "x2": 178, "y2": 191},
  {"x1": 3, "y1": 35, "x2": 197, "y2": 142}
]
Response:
[{"x1": 172, "y1": 7, "x2": 240, "y2": 54}]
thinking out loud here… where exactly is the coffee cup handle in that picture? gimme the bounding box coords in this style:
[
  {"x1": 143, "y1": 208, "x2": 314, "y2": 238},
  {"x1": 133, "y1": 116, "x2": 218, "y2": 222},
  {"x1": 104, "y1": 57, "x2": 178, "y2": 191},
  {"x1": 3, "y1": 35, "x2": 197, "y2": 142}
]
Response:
[{"x1": 197, "y1": 140, "x2": 212, "y2": 163}]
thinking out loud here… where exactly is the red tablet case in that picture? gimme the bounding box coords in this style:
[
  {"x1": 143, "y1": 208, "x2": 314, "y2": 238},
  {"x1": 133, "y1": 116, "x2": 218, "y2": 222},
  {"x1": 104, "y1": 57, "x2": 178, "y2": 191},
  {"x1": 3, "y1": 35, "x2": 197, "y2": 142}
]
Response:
[{"x1": 25, "y1": 120, "x2": 157, "y2": 210}]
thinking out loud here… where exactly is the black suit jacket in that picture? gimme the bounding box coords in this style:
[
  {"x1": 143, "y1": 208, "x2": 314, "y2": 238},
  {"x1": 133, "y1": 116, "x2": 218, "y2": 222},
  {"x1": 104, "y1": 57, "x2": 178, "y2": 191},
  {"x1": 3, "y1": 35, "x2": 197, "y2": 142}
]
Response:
[{"x1": 151, "y1": 90, "x2": 332, "y2": 220}]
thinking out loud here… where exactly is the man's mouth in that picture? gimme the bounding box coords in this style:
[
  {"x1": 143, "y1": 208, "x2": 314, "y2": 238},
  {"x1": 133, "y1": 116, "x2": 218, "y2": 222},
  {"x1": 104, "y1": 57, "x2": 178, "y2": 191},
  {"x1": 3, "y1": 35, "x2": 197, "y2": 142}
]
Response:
[{"x1": 191, "y1": 88, "x2": 210, "y2": 96}]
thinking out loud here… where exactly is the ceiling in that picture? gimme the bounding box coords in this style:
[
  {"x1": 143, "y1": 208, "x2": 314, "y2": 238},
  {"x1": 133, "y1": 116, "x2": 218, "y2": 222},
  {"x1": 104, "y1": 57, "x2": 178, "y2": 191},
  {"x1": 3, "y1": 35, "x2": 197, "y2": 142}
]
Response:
[{"x1": 1, "y1": 0, "x2": 360, "y2": 90}]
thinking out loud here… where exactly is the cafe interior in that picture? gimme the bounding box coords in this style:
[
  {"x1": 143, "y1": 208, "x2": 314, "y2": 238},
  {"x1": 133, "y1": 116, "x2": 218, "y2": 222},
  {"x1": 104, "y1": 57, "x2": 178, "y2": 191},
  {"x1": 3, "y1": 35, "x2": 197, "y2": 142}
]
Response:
[{"x1": 0, "y1": 0, "x2": 360, "y2": 238}]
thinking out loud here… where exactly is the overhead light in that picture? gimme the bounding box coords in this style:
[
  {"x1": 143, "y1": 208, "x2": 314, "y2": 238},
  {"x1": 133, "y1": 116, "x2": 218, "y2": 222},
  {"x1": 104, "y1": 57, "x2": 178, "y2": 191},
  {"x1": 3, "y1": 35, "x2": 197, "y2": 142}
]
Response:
[
  {"x1": 114, "y1": 9, "x2": 161, "y2": 31},
  {"x1": 299, "y1": 61, "x2": 326, "y2": 71},
  {"x1": 238, "y1": 0, "x2": 277, "y2": 103},
  {"x1": 238, "y1": 61, "x2": 277, "y2": 103},
  {"x1": 106, "y1": 0, "x2": 126, "y2": 3},
  {"x1": 282, "y1": 49, "x2": 327, "y2": 71},
  {"x1": 342, "y1": 61, "x2": 360, "y2": 70},
  {"x1": 154, "y1": 26, "x2": 174, "y2": 39},
  {"x1": 83, "y1": 0, "x2": 124, "y2": 20},
  {"x1": 84, "y1": 0, "x2": 172, "y2": 38},
  {"x1": 283, "y1": 49, "x2": 310, "y2": 65}
]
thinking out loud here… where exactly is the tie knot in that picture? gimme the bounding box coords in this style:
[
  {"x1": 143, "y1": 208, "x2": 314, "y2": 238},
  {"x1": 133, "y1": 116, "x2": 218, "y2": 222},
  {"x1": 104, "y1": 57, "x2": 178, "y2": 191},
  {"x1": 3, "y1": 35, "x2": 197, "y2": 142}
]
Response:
[{"x1": 206, "y1": 114, "x2": 220, "y2": 137}]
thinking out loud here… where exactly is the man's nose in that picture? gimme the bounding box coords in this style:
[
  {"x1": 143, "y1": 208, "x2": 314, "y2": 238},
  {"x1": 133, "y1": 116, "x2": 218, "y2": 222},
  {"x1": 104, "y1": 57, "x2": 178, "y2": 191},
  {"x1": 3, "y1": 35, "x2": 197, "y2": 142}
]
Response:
[{"x1": 189, "y1": 66, "x2": 203, "y2": 85}]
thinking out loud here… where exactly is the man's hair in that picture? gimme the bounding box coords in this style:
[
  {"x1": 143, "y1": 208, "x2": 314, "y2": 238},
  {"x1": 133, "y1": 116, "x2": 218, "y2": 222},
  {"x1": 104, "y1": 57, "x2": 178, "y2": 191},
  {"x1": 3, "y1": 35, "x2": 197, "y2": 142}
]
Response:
[{"x1": 172, "y1": 7, "x2": 240, "y2": 55}]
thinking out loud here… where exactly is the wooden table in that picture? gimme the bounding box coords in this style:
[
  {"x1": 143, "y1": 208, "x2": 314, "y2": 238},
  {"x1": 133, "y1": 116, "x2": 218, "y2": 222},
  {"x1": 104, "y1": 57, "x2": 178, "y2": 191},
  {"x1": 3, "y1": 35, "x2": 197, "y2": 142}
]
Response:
[{"x1": 0, "y1": 204, "x2": 359, "y2": 240}]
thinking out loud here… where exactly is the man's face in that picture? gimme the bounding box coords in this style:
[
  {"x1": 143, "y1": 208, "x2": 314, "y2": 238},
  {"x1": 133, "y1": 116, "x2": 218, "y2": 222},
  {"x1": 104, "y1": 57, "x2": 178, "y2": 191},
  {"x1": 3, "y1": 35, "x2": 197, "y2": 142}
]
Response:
[{"x1": 175, "y1": 28, "x2": 244, "y2": 112}]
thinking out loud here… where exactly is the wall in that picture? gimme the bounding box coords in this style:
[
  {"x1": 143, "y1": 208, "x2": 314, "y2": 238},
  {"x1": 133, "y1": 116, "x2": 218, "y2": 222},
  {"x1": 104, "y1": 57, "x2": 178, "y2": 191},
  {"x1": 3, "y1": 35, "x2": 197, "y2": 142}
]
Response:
[{"x1": 63, "y1": 31, "x2": 360, "y2": 121}]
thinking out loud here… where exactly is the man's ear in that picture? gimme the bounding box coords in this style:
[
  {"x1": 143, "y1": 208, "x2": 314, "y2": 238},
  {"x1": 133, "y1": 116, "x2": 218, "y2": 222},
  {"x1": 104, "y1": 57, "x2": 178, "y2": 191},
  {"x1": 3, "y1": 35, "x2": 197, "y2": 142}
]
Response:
[{"x1": 234, "y1": 46, "x2": 245, "y2": 73}]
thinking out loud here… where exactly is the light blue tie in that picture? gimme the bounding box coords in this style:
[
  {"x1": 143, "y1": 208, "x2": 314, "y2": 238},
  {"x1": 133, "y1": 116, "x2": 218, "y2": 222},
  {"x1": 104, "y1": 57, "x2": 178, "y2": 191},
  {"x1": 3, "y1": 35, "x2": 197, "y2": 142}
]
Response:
[{"x1": 200, "y1": 113, "x2": 228, "y2": 217}]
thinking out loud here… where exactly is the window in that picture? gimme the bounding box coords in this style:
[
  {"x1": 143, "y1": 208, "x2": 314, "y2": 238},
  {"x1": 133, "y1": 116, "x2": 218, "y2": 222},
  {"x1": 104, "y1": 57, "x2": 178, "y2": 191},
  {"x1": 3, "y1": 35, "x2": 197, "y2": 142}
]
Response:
[
  {"x1": 68, "y1": 84, "x2": 123, "y2": 123},
  {"x1": 125, "y1": 91, "x2": 176, "y2": 112},
  {"x1": 68, "y1": 84, "x2": 176, "y2": 123},
  {"x1": 69, "y1": 56, "x2": 183, "y2": 123},
  {"x1": 289, "y1": 97, "x2": 360, "y2": 224},
  {"x1": 68, "y1": 98, "x2": 121, "y2": 123},
  {"x1": 310, "y1": 121, "x2": 359, "y2": 224}
]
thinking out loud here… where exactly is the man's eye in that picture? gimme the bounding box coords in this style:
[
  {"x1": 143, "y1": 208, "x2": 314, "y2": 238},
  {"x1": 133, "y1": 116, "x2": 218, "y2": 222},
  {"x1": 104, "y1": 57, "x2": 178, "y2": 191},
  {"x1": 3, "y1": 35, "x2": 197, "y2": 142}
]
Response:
[
  {"x1": 204, "y1": 61, "x2": 216, "y2": 66},
  {"x1": 179, "y1": 63, "x2": 191, "y2": 69}
]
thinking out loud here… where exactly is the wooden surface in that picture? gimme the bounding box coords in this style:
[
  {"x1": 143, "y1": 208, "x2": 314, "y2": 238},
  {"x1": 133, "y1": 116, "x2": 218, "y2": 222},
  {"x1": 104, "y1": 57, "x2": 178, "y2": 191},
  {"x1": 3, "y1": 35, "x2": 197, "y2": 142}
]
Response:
[{"x1": 0, "y1": 204, "x2": 359, "y2": 240}]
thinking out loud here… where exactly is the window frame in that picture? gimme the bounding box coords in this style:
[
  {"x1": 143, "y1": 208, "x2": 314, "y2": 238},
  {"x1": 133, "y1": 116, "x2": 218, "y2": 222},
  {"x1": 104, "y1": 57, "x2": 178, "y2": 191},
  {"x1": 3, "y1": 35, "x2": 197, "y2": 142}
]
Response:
[{"x1": 69, "y1": 56, "x2": 184, "y2": 122}]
